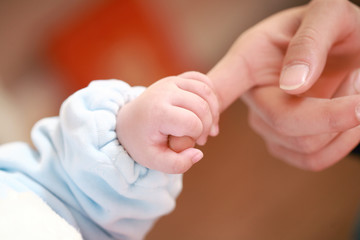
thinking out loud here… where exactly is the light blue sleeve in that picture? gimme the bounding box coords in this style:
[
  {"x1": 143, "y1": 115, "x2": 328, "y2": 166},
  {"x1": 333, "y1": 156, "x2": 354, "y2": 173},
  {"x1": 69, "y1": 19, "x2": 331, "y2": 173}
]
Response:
[{"x1": 0, "y1": 80, "x2": 182, "y2": 240}]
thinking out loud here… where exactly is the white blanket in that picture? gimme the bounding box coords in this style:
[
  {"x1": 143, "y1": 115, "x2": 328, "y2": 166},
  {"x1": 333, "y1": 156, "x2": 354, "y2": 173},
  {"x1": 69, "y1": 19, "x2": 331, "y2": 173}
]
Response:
[{"x1": 0, "y1": 191, "x2": 82, "y2": 240}]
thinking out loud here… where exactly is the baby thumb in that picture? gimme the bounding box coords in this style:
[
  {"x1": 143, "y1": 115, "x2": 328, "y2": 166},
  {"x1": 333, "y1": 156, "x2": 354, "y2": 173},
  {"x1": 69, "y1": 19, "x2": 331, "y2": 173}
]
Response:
[{"x1": 159, "y1": 147, "x2": 203, "y2": 174}]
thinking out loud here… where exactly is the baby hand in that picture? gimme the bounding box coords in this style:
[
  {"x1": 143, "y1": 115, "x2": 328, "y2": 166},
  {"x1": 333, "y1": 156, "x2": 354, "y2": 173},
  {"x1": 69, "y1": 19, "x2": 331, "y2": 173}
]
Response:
[{"x1": 116, "y1": 71, "x2": 219, "y2": 174}]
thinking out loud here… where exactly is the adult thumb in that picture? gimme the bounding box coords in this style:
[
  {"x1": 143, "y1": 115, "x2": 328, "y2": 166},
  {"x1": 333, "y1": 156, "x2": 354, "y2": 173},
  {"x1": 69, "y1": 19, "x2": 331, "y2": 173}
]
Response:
[{"x1": 279, "y1": 0, "x2": 350, "y2": 94}]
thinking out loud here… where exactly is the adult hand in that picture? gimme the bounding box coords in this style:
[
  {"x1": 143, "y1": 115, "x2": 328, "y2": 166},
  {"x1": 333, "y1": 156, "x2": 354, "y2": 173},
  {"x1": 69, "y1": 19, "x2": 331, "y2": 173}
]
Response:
[
  {"x1": 243, "y1": 71, "x2": 360, "y2": 170},
  {"x1": 208, "y1": 0, "x2": 360, "y2": 170}
]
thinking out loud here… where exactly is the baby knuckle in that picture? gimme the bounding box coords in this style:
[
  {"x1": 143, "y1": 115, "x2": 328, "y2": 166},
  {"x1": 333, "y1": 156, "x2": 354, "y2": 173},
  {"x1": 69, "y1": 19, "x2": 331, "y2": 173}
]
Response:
[
  {"x1": 188, "y1": 71, "x2": 209, "y2": 82},
  {"x1": 152, "y1": 102, "x2": 167, "y2": 117},
  {"x1": 186, "y1": 117, "x2": 203, "y2": 136},
  {"x1": 198, "y1": 98, "x2": 210, "y2": 115},
  {"x1": 171, "y1": 159, "x2": 188, "y2": 174},
  {"x1": 201, "y1": 83, "x2": 212, "y2": 96}
]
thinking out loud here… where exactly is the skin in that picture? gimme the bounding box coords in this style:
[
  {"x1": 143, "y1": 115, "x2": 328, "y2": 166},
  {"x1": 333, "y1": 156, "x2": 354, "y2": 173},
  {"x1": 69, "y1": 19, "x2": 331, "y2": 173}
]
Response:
[
  {"x1": 119, "y1": 0, "x2": 360, "y2": 173},
  {"x1": 207, "y1": 0, "x2": 360, "y2": 171},
  {"x1": 116, "y1": 71, "x2": 219, "y2": 174}
]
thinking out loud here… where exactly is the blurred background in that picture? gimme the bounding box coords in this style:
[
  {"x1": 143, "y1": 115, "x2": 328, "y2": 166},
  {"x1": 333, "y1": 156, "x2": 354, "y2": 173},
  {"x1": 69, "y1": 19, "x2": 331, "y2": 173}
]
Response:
[{"x1": 2, "y1": 0, "x2": 360, "y2": 239}]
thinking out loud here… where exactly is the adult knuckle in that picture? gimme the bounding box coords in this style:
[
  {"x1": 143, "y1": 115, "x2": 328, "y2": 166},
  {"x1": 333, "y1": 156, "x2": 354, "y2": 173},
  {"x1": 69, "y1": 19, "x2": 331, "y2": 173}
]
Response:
[
  {"x1": 290, "y1": 26, "x2": 320, "y2": 51},
  {"x1": 292, "y1": 136, "x2": 319, "y2": 154},
  {"x1": 299, "y1": 156, "x2": 324, "y2": 172},
  {"x1": 311, "y1": 0, "x2": 347, "y2": 12},
  {"x1": 159, "y1": 76, "x2": 175, "y2": 86},
  {"x1": 267, "y1": 113, "x2": 288, "y2": 135},
  {"x1": 321, "y1": 107, "x2": 340, "y2": 132}
]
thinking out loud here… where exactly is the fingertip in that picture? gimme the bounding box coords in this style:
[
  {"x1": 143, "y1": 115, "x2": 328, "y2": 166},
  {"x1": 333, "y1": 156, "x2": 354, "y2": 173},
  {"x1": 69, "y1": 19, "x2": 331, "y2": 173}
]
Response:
[
  {"x1": 191, "y1": 149, "x2": 204, "y2": 164},
  {"x1": 196, "y1": 136, "x2": 207, "y2": 146},
  {"x1": 171, "y1": 148, "x2": 203, "y2": 173},
  {"x1": 210, "y1": 124, "x2": 219, "y2": 136}
]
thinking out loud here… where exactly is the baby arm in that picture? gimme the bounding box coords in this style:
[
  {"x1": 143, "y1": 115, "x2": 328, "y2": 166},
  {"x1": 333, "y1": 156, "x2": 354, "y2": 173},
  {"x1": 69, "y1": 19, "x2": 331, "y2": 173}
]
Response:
[
  {"x1": 117, "y1": 71, "x2": 219, "y2": 174},
  {"x1": 0, "y1": 75, "x2": 218, "y2": 240}
]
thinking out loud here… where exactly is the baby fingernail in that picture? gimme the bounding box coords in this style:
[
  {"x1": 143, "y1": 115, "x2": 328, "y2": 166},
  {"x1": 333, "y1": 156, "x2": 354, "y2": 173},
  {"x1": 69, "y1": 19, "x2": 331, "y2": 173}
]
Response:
[
  {"x1": 280, "y1": 64, "x2": 309, "y2": 91},
  {"x1": 192, "y1": 151, "x2": 203, "y2": 163}
]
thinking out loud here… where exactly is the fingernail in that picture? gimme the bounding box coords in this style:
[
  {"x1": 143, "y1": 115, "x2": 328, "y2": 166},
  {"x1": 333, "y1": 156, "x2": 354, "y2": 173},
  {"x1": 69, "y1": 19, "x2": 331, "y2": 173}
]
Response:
[
  {"x1": 280, "y1": 64, "x2": 309, "y2": 90},
  {"x1": 352, "y1": 69, "x2": 360, "y2": 93},
  {"x1": 192, "y1": 151, "x2": 203, "y2": 164}
]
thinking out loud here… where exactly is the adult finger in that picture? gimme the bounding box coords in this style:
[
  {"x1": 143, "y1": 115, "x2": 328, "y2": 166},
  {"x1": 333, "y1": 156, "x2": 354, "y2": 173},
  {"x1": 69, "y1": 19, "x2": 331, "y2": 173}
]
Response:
[
  {"x1": 248, "y1": 110, "x2": 338, "y2": 154},
  {"x1": 279, "y1": 0, "x2": 358, "y2": 94},
  {"x1": 333, "y1": 68, "x2": 360, "y2": 97},
  {"x1": 267, "y1": 125, "x2": 360, "y2": 171},
  {"x1": 242, "y1": 86, "x2": 360, "y2": 136}
]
